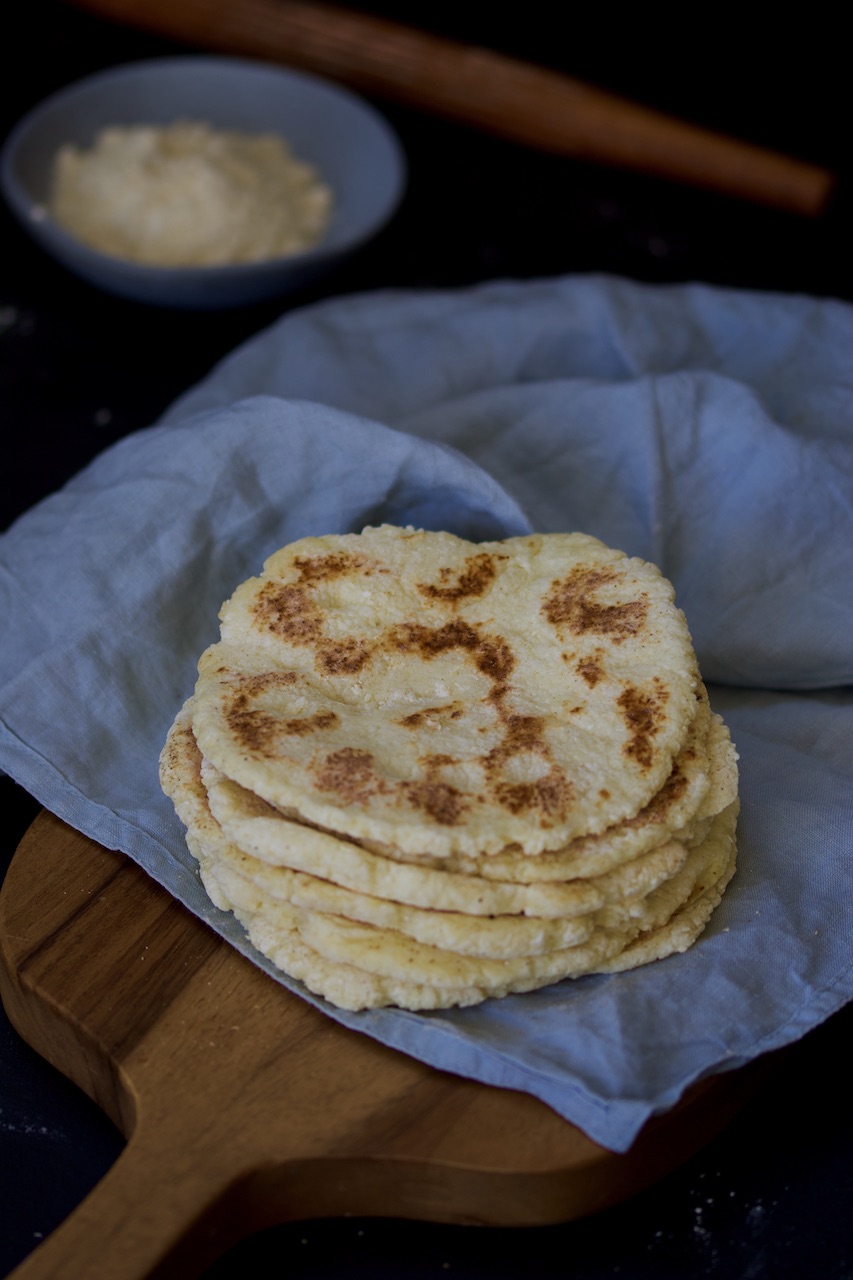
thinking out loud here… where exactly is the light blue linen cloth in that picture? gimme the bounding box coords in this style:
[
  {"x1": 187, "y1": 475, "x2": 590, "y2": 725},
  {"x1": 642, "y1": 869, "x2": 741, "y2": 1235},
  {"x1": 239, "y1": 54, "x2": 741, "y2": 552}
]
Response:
[{"x1": 2, "y1": 274, "x2": 851, "y2": 1152}]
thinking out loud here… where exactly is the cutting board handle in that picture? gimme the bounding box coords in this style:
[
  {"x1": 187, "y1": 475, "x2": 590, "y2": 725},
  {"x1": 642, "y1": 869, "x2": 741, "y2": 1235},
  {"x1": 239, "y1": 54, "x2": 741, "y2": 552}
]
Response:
[
  {"x1": 2, "y1": 814, "x2": 764, "y2": 1279},
  {"x1": 7, "y1": 1124, "x2": 245, "y2": 1280}
]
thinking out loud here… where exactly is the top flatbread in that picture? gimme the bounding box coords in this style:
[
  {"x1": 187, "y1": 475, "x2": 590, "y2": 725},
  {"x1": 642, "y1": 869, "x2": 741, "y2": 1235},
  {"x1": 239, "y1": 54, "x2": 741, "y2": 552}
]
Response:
[{"x1": 191, "y1": 526, "x2": 702, "y2": 857}]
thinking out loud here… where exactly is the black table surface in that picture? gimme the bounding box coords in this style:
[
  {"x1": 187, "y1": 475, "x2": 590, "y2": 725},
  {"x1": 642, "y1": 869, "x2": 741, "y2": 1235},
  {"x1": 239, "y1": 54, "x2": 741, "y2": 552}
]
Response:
[{"x1": 2, "y1": 4, "x2": 852, "y2": 1276}]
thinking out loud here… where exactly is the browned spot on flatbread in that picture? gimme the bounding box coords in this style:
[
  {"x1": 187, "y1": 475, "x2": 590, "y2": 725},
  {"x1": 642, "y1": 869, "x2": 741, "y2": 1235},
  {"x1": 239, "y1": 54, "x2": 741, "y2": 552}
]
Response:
[
  {"x1": 316, "y1": 638, "x2": 373, "y2": 676},
  {"x1": 244, "y1": 671, "x2": 298, "y2": 692},
  {"x1": 404, "y1": 779, "x2": 467, "y2": 825},
  {"x1": 400, "y1": 751, "x2": 469, "y2": 825},
  {"x1": 225, "y1": 701, "x2": 279, "y2": 754},
  {"x1": 315, "y1": 747, "x2": 384, "y2": 805},
  {"x1": 617, "y1": 679, "x2": 669, "y2": 770},
  {"x1": 397, "y1": 703, "x2": 465, "y2": 728},
  {"x1": 388, "y1": 619, "x2": 516, "y2": 688},
  {"x1": 494, "y1": 767, "x2": 574, "y2": 823},
  {"x1": 252, "y1": 583, "x2": 323, "y2": 644},
  {"x1": 282, "y1": 710, "x2": 339, "y2": 736},
  {"x1": 475, "y1": 636, "x2": 515, "y2": 687},
  {"x1": 419, "y1": 752, "x2": 458, "y2": 768},
  {"x1": 480, "y1": 713, "x2": 575, "y2": 825},
  {"x1": 576, "y1": 653, "x2": 605, "y2": 687},
  {"x1": 293, "y1": 551, "x2": 368, "y2": 584},
  {"x1": 484, "y1": 713, "x2": 547, "y2": 768},
  {"x1": 542, "y1": 566, "x2": 648, "y2": 642},
  {"x1": 416, "y1": 553, "x2": 501, "y2": 605},
  {"x1": 224, "y1": 672, "x2": 301, "y2": 754},
  {"x1": 253, "y1": 566, "x2": 378, "y2": 676}
]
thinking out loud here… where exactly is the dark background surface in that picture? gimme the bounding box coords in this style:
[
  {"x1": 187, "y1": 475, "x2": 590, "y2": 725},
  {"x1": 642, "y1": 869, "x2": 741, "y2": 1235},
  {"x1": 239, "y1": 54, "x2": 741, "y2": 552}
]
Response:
[{"x1": 2, "y1": 3, "x2": 852, "y2": 1276}]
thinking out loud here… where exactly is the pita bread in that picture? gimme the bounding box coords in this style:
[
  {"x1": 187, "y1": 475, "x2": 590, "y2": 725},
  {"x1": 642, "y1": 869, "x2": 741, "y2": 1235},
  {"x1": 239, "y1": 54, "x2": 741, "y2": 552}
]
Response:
[
  {"x1": 157, "y1": 716, "x2": 691, "y2": 936},
  {"x1": 191, "y1": 526, "x2": 703, "y2": 857},
  {"x1": 203, "y1": 758, "x2": 609, "y2": 919},
  {"x1": 212, "y1": 805, "x2": 738, "y2": 1010},
  {"x1": 160, "y1": 526, "x2": 740, "y2": 1011}
]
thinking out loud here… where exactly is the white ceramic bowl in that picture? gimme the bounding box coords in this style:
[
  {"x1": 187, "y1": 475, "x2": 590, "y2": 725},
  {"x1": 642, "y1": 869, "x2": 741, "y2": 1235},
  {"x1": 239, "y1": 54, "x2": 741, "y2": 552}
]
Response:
[{"x1": 0, "y1": 56, "x2": 406, "y2": 308}]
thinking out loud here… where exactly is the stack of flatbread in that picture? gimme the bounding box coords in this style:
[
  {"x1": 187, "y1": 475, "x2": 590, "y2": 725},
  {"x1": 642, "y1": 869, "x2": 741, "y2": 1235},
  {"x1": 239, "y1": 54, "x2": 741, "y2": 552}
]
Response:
[{"x1": 160, "y1": 525, "x2": 738, "y2": 1011}]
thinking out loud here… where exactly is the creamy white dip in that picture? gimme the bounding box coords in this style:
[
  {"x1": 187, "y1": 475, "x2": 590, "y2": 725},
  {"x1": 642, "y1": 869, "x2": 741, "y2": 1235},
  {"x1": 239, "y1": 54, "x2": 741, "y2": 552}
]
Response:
[{"x1": 49, "y1": 120, "x2": 333, "y2": 267}]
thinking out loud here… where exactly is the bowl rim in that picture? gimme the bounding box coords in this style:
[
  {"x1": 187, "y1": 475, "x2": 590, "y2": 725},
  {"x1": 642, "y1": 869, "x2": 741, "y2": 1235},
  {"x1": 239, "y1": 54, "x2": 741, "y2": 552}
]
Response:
[{"x1": 0, "y1": 53, "x2": 407, "y2": 281}]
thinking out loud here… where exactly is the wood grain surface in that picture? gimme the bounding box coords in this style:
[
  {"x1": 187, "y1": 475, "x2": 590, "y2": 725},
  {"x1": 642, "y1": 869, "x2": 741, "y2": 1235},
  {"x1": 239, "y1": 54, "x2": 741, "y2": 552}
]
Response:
[
  {"x1": 69, "y1": 0, "x2": 835, "y2": 215},
  {"x1": 0, "y1": 812, "x2": 762, "y2": 1280}
]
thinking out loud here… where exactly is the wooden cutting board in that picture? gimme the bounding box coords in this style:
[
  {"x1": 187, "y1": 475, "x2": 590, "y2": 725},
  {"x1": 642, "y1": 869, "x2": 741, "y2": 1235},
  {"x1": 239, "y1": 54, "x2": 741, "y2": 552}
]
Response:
[{"x1": 0, "y1": 811, "x2": 762, "y2": 1280}]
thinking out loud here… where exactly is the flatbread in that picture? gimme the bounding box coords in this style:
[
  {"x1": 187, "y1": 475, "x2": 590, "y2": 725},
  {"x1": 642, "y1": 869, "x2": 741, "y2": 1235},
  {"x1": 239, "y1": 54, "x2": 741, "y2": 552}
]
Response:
[
  {"x1": 600, "y1": 805, "x2": 738, "y2": 972},
  {"x1": 218, "y1": 805, "x2": 738, "y2": 1010},
  {"x1": 239, "y1": 908, "x2": 494, "y2": 1012},
  {"x1": 203, "y1": 758, "x2": 609, "y2": 920},
  {"x1": 289, "y1": 806, "x2": 737, "y2": 989},
  {"x1": 160, "y1": 704, "x2": 734, "y2": 975},
  {"x1": 191, "y1": 526, "x2": 703, "y2": 857},
  {"x1": 159, "y1": 711, "x2": 691, "y2": 931},
  {"x1": 160, "y1": 526, "x2": 740, "y2": 1012},
  {"x1": 199, "y1": 812, "x2": 695, "y2": 963},
  {"x1": 423, "y1": 703, "x2": 738, "y2": 883}
]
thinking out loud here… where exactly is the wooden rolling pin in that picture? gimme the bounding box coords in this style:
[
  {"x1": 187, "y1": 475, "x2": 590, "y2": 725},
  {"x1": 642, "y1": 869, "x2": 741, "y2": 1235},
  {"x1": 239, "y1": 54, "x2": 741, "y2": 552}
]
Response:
[{"x1": 69, "y1": 0, "x2": 835, "y2": 216}]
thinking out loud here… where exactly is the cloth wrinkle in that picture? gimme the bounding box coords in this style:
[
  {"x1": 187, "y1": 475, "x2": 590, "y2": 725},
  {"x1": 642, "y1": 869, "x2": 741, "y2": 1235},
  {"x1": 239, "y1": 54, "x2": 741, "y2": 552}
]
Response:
[{"x1": 2, "y1": 274, "x2": 852, "y2": 1153}]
